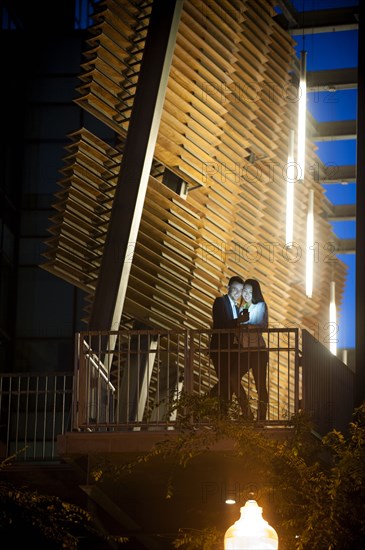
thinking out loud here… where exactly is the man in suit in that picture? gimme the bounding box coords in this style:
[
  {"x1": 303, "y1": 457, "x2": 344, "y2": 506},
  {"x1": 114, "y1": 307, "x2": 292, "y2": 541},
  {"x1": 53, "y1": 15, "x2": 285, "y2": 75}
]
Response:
[{"x1": 209, "y1": 276, "x2": 249, "y2": 412}]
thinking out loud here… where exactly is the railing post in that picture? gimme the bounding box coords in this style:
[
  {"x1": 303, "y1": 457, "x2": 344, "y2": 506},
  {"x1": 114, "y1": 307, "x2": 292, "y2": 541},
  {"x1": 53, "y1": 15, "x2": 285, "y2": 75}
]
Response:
[
  {"x1": 73, "y1": 332, "x2": 86, "y2": 430},
  {"x1": 72, "y1": 333, "x2": 79, "y2": 430},
  {"x1": 294, "y1": 328, "x2": 300, "y2": 414}
]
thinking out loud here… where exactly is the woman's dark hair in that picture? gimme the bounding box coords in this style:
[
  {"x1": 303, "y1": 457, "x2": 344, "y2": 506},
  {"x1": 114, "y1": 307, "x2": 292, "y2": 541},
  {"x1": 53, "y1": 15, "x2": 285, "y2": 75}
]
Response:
[{"x1": 244, "y1": 278, "x2": 265, "y2": 304}]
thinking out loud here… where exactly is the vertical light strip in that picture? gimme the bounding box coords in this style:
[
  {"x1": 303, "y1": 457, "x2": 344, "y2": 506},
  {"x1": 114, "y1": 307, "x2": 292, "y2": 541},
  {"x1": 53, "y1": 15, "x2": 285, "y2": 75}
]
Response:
[
  {"x1": 297, "y1": 50, "x2": 307, "y2": 181},
  {"x1": 286, "y1": 129, "x2": 295, "y2": 246},
  {"x1": 305, "y1": 189, "x2": 314, "y2": 298},
  {"x1": 329, "y1": 281, "x2": 337, "y2": 355}
]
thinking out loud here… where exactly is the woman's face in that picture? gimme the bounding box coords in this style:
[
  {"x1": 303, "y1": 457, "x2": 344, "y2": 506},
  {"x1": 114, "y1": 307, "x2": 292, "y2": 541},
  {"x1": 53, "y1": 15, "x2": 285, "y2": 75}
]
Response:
[{"x1": 242, "y1": 284, "x2": 253, "y2": 303}]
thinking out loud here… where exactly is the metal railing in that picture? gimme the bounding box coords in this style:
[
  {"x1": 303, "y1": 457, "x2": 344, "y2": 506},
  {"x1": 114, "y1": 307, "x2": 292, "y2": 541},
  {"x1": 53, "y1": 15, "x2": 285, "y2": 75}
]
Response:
[
  {"x1": 0, "y1": 328, "x2": 355, "y2": 461},
  {"x1": 73, "y1": 328, "x2": 301, "y2": 431},
  {"x1": 0, "y1": 372, "x2": 73, "y2": 461}
]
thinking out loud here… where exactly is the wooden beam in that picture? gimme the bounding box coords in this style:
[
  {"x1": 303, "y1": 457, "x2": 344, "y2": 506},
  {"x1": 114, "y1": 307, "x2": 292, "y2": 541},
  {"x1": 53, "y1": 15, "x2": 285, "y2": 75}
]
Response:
[
  {"x1": 89, "y1": 0, "x2": 183, "y2": 332},
  {"x1": 313, "y1": 120, "x2": 356, "y2": 141}
]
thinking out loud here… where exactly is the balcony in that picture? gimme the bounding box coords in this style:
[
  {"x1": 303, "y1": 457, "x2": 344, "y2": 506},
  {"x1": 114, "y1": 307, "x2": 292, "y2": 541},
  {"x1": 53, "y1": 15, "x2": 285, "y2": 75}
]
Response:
[
  {"x1": 73, "y1": 327, "x2": 299, "y2": 428},
  {"x1": 0, "y1": 328, "x2": 354, "y2": 462}
]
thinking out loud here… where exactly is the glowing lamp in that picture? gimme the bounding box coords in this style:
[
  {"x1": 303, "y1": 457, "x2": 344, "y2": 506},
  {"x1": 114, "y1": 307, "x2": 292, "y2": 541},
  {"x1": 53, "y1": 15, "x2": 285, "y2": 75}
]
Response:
[
  {"x1": 224, "y1": 499, "x2": 278, "y2": 549},
  {"x1": 297, "y1": 50, "x2": 307, "y2": 181},
  {"x1": 285, "y1": 129, "x2": 295, "y2": 246},
  {"x1": 305, "y1": 189, "x2": 314, "y2": 298},
  {"x1": 329, "y1": 281, "x2": 337, "y2": 355}
]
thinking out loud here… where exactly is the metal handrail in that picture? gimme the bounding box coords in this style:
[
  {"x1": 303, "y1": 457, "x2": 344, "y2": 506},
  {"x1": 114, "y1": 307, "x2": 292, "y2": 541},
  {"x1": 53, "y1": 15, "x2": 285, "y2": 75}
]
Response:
[{"x1": 73, "y1": 327, "x2": 301, "y2": 430}]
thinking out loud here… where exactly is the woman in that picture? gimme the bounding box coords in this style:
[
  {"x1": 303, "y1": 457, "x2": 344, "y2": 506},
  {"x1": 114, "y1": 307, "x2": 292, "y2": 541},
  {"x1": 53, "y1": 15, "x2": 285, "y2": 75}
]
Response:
[{"x1": 234, "y1": 278, "x2": 269, "y2": 421}]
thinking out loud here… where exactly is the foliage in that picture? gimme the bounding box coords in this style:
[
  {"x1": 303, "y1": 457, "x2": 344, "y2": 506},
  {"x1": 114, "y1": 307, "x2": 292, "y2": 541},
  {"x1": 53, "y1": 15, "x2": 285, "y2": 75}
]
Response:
[
  {"x1": 90, "y1": 394, "x2": 365, "y2": 549},
  {"x1": 0, "y1": 454, "x2": 128, "y2": 548},
  {"x1": 172, "y1": 527, "x2": 223, "y2": 549},
  {"x1": 293, "y1": 404, "x2": 365, "y2": 549}
]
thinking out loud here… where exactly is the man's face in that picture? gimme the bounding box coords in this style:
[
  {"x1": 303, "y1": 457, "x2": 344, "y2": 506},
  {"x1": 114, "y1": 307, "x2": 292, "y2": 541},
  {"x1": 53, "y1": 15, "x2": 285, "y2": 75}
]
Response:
[{"x1": 228, "y1": 282, "x2": 244, "y2": 303}]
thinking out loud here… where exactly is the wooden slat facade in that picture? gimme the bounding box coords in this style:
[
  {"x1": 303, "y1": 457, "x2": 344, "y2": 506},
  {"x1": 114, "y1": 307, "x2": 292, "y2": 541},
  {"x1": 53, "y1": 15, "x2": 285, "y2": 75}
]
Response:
[{"x1": 41, "y1": 0, "x2": 347, "y2": 365}]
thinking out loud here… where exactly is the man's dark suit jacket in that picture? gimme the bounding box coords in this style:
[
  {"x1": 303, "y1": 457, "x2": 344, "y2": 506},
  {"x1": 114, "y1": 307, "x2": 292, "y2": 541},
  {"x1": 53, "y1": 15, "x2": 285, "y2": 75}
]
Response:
[{"x1": 210, "y1": 294, "x2": 238, "y2": 353}]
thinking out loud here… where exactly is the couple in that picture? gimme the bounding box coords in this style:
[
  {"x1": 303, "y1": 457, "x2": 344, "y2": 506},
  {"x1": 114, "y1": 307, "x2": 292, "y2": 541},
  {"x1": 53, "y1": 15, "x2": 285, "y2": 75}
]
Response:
[{"x1": 209, "y1": 276, "x2": 269, "y2": 421}]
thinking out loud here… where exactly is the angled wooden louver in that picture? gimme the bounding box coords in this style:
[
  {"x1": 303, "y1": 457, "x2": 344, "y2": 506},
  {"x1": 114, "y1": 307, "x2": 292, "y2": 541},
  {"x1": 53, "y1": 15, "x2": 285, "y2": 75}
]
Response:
[
  {"x1": 74, "y1": 0, "x2": 151, "y2": 135},
  {"x1": 42, "y1": 128, "x2": 121, "y2": 292}
]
